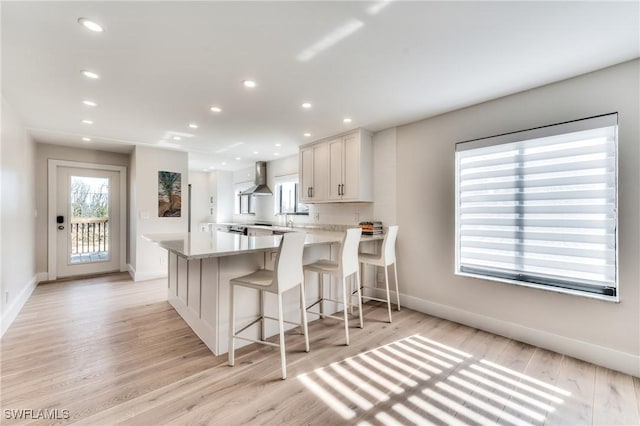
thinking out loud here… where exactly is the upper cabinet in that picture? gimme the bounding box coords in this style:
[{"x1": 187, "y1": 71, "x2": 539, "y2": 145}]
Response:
[
  {"x1": 299, "y1": 129, "x2": 372, "y2": 203},
  {"x1": 299, "y1": 141, "x2": 327, "y2": 203}
]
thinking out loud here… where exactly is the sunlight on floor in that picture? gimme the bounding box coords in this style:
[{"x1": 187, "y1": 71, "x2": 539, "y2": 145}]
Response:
[{"x1": 297, "y1": 334, "x2": 571, "y2": 425}]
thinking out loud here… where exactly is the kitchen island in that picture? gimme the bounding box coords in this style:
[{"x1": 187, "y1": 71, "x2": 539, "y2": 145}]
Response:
[{"x1": 145, "y1": 229, "x2": 382, "y2": 355}]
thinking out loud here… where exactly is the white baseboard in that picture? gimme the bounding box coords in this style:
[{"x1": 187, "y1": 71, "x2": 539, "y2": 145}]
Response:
[
  {"x1": 127, "y1": 264, "x2": 135, "y2": 281},
  {"x1": 1, "y1": 272, "x2": 46, "y2": 337},
  {"x1": 371, "y1": 288, "x2": 640, "y2": 377},
  {"x1": 127, "y1": 264, "x2": 167, "y2": 282}
]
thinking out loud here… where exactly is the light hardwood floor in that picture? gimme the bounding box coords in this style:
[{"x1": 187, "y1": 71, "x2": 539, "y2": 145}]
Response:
[{"x1": 1, "y1": 273, "x2": 638, "y2": 425}]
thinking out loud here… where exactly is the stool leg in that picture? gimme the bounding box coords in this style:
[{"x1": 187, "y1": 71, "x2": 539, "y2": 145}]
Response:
[
  {"x1": 259, "y1": 290, "x2": 265, "y2": 340},
  {"x1": 300, "y1": 282, "x2": 310, "y2": 352},
  {"x1": 394, "y1": 262, "x2": 400, "y2": 311},
  {"x1": 228, "y1": 284, "x2": 235, "y2": 367},
  {"x1": 319, "y1": 272, "x2": 324, "y2": 319},
  {"x1": 356, "y1": 268, "x2": 363, "y2": 329},
  {"x1": 349, "y1": 274, "x2": 354, "y2": 316},
  {"x1": 277, "y1": 293, "x2": 287, "y2": 379},
  {"x1": 384, "y1": 265, "x2": 392, "y2": 323},
  {"x1": 342, "y1": 277, "x2": 350, "y2": 346}
]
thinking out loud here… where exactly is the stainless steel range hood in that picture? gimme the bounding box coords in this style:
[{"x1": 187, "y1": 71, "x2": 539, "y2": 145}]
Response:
[{"x1": 241, "y1": 161, "x2": 272, "y2": 196}]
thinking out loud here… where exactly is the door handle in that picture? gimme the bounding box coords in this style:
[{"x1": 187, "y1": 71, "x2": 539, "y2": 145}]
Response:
[
  {"x1": 338, "y1": 184, "x2": 341, "y2": 196},
  {"x1": 341, "y1": 184, "x2": 344, "y2": 196}
]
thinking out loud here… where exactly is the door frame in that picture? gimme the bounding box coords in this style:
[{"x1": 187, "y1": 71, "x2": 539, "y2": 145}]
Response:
[{"x1": 47, "y1": 159, "x2": 127, "y2": 280}]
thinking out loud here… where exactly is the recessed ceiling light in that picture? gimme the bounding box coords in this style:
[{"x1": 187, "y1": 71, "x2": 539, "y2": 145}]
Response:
[
  {"x1": 275, "y1": 143, "x2": 281, "y2": 147},
  {"x1": 221, "y1": 162, "x2": 227, "y2": 166},
  {"x1": 82, "y1": 100, "x2": 97, "y2": 107},
  {"x1": 274, "y1": 153, "x2": 280, "y2": 156},
  {"x1": 210, "y1": 106, "x2": 222, "y2": 113},
  {"x1": 81, "y1": 119, "x2": 93, "y2": 125},
  {"x1": 253, "y1": 151, "x2": 259, "y2": 154},
  {"x1": 173, "y1": 136, "x2": 181, "y2": 141},
  {"x1": 243, "y1": 80, "x2": 257, "y2": 88},
  {"x1": 303, "y1": 132, "x2": 311, "y2": 137},
  {"x1": 82, "y1": 137, "x2": 91, "y2": 142},
  {"x1": 209, "y1": 166, "x2": 215, "y2": 169},
  {"x1": 81, "y1": 70, "x2": 100, "y2": 79},
  {"x1": 235, "y1": 157, "x2": 241, "y2": 161},
  {"x1": 301, "y1": 102, "x2": 312, "y2": 109},
  {"x1": 202, "y1": 168, "x2": 208, "y2": 172},
  {"x1": 78, "y1": 18, "x2": 104, "y2": 33},
  {"x1": 343, "y1": 118, "x2": 353, "y2": 123},
  {"x1": 188, "y1": 123, "x2": 198, "y2": 129}
]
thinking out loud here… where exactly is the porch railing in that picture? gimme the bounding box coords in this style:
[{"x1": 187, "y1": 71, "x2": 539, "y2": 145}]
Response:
[{"x1": 71, "y1": 218, "x2": 109, "y2": 254}]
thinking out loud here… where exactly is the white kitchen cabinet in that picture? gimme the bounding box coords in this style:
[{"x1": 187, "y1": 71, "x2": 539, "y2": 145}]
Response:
[
  {"x1": 301, "y1": 129, "x2": 372, "y2": 203},
  {"x1": 299, "y1": 141, "x2": 328, "y2": 203}
]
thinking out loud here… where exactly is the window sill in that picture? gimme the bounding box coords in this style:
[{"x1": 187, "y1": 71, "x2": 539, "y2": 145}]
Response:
[
  {"x1": 455, "y1": 271, "x2": 620, "y2": 303},
  {"x1": 275, "y1": 212, "x2": 309, "y2": 216}
]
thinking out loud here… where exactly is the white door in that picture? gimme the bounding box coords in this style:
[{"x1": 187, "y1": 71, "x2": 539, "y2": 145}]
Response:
[
  {"x1": 55, "y1": 166, "x2": 121, "y2": 277},
  {"x1": 312, "y1": 142, "x2": 328, "y2": 201},
  {"x1": 299, "y1": 146, "x2": 314, "y2": 202},
  {"x1": 328, "y1": 138, "x2": 343, "y2": 200},
  {"x1": 341, "y1": 133, "x2": 360, "y2": 200}
]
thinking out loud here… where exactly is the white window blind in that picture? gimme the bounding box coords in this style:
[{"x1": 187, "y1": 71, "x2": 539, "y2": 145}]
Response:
[{"x1": 455, "y1": 114, "x2": 618, "y2": 298}]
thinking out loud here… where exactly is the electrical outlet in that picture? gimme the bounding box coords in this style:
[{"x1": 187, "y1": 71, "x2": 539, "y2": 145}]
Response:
[
  {"x1": 159, "y1": 256, "x2": 166, "y2": 265},
  {"x1": 5, "y1": 291, "x2": 9, "y2": 304},
  {"x1": 354, "y1": 212, "x2": 360, "y2": 222},
  {"x1": 314, "y1": 212, "x2": 320, "y2": 221}
]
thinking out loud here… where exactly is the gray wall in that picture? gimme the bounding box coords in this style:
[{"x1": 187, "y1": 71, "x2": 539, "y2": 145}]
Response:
[{"x1": 395, "y1": 59, "x2": 639, "y2": 375}]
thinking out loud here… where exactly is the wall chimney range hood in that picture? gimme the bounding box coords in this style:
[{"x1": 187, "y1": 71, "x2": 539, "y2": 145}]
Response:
[{"x1": 241, "y1": 161, "x2": 272, "y2": 196}]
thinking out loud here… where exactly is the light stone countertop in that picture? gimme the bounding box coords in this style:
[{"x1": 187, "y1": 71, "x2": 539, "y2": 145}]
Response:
[{"x1": 144, "y1": 229, "x2": 383, "y2": 260}]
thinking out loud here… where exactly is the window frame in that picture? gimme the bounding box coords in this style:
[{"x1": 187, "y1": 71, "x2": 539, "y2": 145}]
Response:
[
  {"x1": 274, "y1": 174, "x2": 308, "y2": 215},
  {"x1": 454, "y1": 113, "x2": 619, "y2": 302},
  {"x1": 234, "y1": 182, "x2": 255, "y2": 215}
]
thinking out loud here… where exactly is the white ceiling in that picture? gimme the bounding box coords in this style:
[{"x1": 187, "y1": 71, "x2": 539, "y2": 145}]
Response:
[{"x1": 3, "y1": 1, "x2": 638, "y2": 171}]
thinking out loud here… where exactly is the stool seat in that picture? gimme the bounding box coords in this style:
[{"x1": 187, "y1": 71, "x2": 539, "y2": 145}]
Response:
[
  {"x1": 231, "y1": 269, "x2": 277, "y2": 290},
  {"x1": 304, "y1": 259, "x2": 340, "y2": 273},
  {"x1": 358, "y1": 253, "x2": 385, "y2": 267}
]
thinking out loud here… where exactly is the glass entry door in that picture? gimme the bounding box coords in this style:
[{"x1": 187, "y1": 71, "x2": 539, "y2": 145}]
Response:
[{"x1": 56, "y1": 167, "x2": 121, "y2": 277}]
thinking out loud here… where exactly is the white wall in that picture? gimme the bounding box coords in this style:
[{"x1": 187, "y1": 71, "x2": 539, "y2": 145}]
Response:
[
  {"x1": 373, "y1": 127, "x2": 397, "y2": 225},
  {"x1": 189, "y1": 171, "x2": 211, "y2": 228},
  {"x1": 34, "y1": 143, "x2": 130, "y2": 272},
  {"x1": 395, "y1": 60, "x2": 640, "y2": 375},
  {"x1": 129, "y1": 145, "x2": 188, "y2": 281},
  {"x1": 1, "y1": 96, "x2": 38, "y2": 335},
  {"x1": 213, "y1": 170, "x2": 233, "y2": 223}
]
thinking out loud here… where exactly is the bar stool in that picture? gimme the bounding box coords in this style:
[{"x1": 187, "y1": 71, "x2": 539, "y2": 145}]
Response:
[
  {"x1": 359, "y1": 225, "x2": 400, "y2": 323},
  {"x1": 228, "y1": 232, "x2": 308, "y2": 380},
  {"x1": 304, "y1": 227, "x2": 363, "y2": 346}
]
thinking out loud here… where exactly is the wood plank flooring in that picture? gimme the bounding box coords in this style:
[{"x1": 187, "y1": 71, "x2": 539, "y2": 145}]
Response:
[{"x1": 1, "y1": 272, "x2": 638, "y2": 425}]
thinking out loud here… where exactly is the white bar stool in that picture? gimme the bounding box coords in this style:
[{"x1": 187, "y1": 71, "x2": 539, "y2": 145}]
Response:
[
  {"x1": 358, "y1": 225, "x2": 400, "y2": 323},
  {"x1": 228, "y1": 232, "x2": 309, "y2": 380},
  {"x1": 304, "y1": 227, "x2": 363, "y2": 346}
]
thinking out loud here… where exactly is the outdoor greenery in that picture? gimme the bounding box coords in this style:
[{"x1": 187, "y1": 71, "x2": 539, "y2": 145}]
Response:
[{"x1": 71, "y1": 178, "x2": 108, "y2": 219}]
